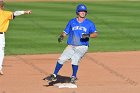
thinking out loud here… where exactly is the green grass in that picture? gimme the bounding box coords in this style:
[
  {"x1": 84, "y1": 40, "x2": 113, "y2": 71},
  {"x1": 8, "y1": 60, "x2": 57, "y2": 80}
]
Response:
[{"x1": 4, "y1": 1, "x2": 140, "y2": 55}]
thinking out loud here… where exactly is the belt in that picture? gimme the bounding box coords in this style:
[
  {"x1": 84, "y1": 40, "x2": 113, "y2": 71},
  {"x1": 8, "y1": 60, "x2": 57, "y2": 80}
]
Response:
[{"x1": 0, "y1": 32, "x2": 4, "y2": 34}]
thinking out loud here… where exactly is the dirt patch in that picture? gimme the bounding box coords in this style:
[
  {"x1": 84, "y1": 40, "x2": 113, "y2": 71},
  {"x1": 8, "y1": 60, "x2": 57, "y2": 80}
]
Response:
[{"x1": 0, "y1": 51, "x2": 140, "y2": 93}]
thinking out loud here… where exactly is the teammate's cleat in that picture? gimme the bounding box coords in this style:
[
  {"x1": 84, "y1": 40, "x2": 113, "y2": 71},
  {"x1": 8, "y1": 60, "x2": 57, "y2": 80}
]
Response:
[
  {"x1": 70, "y1": 76, "x2": 77, "y2": 84},
  {"x1": 0, "y1": 70, "x2": 4, "y2": 75},
  {"x1": 43, "y1": 74, "x2": 57, "y2": 82}
]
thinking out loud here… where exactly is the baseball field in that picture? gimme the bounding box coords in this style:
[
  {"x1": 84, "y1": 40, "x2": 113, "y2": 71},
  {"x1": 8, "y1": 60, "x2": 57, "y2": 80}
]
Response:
[{"x1": 0, "y1": 0, "x2": 140, "y2": 93}]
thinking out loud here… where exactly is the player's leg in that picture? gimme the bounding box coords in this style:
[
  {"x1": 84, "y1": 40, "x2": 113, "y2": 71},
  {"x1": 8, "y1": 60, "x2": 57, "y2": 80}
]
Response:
[
  {"x1": 71, "y1": 46, "x2": 88, "y2": 83},
  {"x1": 43, "y1": 45, "x2": 75, "y2": 81},
  {"x1": 0, "y1": 48, "x2": 4, "y2": 75},
  {"x1": 70, "y1": 65, "x2": 78, "y2": 83},
  {"x1": 53, "y1": 45, "x2": 75, "y2": 75},
  {"x1": 0, "y1": 34, "x2": 5, "y2": 75},
  {"x1": 43, "y1": 62, "x2": 63, "y2": 81}
]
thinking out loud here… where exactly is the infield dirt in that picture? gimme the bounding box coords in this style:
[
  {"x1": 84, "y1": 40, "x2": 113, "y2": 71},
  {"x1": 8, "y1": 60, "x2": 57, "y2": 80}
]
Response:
[{"x1": 0, "y1": 51, "x2": 140, "y2": 93}]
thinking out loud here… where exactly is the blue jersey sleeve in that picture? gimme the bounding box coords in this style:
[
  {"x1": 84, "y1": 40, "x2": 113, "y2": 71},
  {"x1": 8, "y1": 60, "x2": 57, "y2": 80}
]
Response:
[
  {"x1": 89, "y1": 22, "x2": 96, "y2": 34},
  {"x1": 64, "y1": 20, "x2": 71, "y2": 35}
]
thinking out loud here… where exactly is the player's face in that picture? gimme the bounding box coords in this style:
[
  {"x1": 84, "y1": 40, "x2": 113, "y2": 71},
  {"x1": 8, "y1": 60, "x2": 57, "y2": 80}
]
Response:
[
  {"x1": 0, "y1": 2, "x2": 4, "y2": 10},
  {"x1": 78, "y1": 11, "x2": 87, "y2": 18}
]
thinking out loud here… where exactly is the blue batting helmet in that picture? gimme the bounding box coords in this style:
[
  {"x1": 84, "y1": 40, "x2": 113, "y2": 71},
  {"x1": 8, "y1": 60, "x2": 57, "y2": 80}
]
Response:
[{"x1": 76, "y1": 4, "x2": 87, "y2": 15}]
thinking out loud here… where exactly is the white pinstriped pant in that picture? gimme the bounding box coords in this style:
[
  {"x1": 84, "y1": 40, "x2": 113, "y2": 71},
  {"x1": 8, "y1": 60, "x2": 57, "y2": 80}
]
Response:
[
  {"x1": 58, "y1": 45, "x2": 88, "y2": 65},
  {"x1": 0, "y1": 33, "x2": 5, "y2": 70}
]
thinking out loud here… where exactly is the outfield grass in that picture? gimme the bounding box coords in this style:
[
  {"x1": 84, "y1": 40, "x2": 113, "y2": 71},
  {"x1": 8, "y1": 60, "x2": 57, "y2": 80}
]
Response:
[{"x1": 4, "y1": 1, "x2": 140, "y2": 55}]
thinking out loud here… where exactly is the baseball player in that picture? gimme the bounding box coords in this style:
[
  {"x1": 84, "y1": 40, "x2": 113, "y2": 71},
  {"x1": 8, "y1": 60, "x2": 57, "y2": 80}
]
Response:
[
  {"x1": 0, "y1": 0, "x2": 31, "y2": 75},
  {"x1": 43, "y1": 4, "x2": 98, "y2": 84}
]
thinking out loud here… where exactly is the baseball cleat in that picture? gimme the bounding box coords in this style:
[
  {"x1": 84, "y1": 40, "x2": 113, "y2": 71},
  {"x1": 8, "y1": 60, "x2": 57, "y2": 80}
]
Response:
[
  {"x1": 70, "y1": 76, "x2": 77, "y2": 84},
  {"x1": 0, "y1": 70, "x2": 4, "y2": 75},
  {"x1": 43, "y1": 74, "x2": 57, "y2": 82}
]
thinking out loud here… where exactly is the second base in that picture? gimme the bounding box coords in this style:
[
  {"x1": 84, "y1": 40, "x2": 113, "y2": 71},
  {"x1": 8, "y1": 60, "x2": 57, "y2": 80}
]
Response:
[{"x1": 54, "y1": 83, "x2": 77, "y2": 88}]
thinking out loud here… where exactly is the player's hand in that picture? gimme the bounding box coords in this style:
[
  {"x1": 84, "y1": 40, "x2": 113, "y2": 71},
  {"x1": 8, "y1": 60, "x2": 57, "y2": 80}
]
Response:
[
  {"x1": 58, "y1": 35, "x2": 64, "y2": 43},
  {"x1": 82, "y1": 34, "x2": 89, "y2": 39},
  {"x1": 24, "y1": 10, "x2": 32, "y2": 14},
  {"x1": 81, "y1": 34, "x2": 89, "y2": 42}
]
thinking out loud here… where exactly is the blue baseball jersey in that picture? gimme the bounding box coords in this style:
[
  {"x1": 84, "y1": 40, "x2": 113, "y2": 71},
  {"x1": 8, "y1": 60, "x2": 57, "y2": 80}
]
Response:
[{"x1": 64, "y1": 18, "x2": 96, "y2": 46}]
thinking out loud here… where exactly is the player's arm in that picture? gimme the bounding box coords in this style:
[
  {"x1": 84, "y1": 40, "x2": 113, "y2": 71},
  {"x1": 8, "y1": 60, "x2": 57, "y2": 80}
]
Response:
[
  {"x1": 58, "y1": 20, "x2": 71, "y2": 43},
  {"x1": 58, "y1": 32, "x2": 67, "y2": 43},
  {"x1": 82, "y1": 31, "x2": 98, "y2": 39},
  {"x1": 89, "y1": 31, "x2": 98, "y2": 38},
  {"x1": 81, "y1": 31, "x2": 98, "y2": 42},
  {"x1": 13, "y1": 10, "x2": 32, "y2": 18}
]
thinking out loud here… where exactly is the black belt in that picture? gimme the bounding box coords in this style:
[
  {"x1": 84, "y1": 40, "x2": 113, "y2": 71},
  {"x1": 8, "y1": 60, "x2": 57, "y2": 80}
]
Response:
[{"x1": 0, "y1": 32, "x2": 4, "y2": 34}]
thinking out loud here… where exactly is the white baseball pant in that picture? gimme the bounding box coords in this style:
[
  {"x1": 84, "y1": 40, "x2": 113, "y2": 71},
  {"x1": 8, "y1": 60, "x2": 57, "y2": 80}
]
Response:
[
  {"x1": 0, "y1": 33, "x2": 5, "y2": 70},
  {"x1": 58, "y1": 45, "x2": 88, "y2": 65}
]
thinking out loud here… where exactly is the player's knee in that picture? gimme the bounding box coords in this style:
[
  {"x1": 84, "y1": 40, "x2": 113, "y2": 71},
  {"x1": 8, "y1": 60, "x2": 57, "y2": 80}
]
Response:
[
  {"x1": 0, "y1": 47, "x2": 4, "y2": 53},
  {"x1": 57, "y1": 59, "x2": 65, "y2": 64},
  {"x1": 71, "y1": 62, "x2": 79, "y2": 65},
  {"x1": 71, "y1": 58, "x2": 80, "y2": 65}
]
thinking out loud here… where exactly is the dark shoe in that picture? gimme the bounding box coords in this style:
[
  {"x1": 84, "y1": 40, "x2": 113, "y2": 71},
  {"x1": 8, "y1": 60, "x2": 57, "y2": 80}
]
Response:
[
  {"x1": 0, "y1": 70, "x2": 3, "y2": 75},
  {"x1": 70, "y1": 76, "x2": 77, "y2": 84},
  {"x1": 43, "y1": 74, "x2": 57, "y2": 81}
]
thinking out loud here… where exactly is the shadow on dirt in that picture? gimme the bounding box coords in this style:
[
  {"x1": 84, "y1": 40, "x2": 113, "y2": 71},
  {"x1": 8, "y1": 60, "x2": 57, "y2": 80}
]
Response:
[{"x1": 43, "y1": 75, "x2": 73, "y2": 87}]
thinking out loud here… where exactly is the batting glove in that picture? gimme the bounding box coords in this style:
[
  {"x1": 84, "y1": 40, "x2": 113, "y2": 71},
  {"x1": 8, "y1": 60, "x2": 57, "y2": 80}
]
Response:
[
  {"x1": 81, "y1": 34, "x2": 90, "y2": 42},
  {"x1": 58, "y1": 35, "x2": 64, "y2": 43}
]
